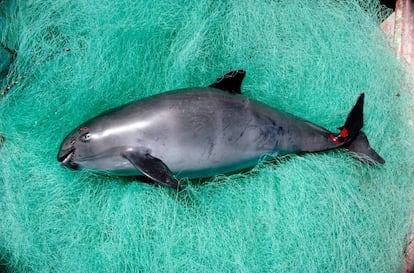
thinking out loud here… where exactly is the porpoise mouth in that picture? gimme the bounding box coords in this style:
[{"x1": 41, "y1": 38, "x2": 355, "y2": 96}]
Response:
[{"x1": 57, "y1": 148, "x2": 78, "y2": 169}]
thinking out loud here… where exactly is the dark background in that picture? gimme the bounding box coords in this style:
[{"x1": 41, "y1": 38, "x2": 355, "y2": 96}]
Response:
[{"x1": 380, "y1": 0, "x2": 396, "y2": 10}]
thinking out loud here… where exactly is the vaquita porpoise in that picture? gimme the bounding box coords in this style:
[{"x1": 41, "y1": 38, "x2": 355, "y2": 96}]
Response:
[{"x1": 57, "y1": 70, "x2": 384, "y2": 190}]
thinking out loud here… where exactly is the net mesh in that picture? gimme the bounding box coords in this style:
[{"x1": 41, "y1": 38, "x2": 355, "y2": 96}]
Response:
[{"x1": 0, "y1": 0, "x2": 413, "y2": 272}]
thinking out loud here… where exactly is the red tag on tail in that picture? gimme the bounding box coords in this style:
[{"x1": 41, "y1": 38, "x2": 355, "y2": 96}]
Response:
[
  {"x1": 339, "y1": 127, "x2": 349, "y2": 138},
  {"x1": 330, "y1": 127, "x2": 349, "y2": 144}
]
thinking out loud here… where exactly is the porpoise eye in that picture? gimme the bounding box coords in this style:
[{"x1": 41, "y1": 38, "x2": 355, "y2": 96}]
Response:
[{"x1": 79, "y1": 132, "x2": 91, "y2": 142}]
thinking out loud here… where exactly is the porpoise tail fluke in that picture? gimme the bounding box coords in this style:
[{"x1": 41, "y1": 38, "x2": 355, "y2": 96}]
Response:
[{"x1": 329, "y1": 93, "x2": 385, "y2": 164}]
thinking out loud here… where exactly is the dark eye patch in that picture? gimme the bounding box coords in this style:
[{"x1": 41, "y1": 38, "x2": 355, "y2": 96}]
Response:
[{"x1": 79, "y1": 132, "x2": 91, "y2": 142}]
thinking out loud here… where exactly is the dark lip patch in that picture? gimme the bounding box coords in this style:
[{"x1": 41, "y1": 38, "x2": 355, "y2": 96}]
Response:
[
  {"x1": 59, "y1": 150, "x2": 79, "y2": 170},
  {"x1": 57, "y1": 147, "x2": 75, "y2": 162},
  {"x1": 61, "y1": 151, "x2": 74, "y2": 164}
]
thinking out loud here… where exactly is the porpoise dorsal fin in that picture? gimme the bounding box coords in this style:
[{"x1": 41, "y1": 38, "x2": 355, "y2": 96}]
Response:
[
  {"x1": 122, "y1": 149, "x2": 182, "y2": 191},
  {"x1": 209, "y1": 69, "x2": 246, "y2": 94}
]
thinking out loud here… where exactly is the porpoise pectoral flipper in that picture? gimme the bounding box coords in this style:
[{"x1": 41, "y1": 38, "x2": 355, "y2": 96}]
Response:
[{"x1": 121, "y1": 149, "x2": 182, "y2": 191}]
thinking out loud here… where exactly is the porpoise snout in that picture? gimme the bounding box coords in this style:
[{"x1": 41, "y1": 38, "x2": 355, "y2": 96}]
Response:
[
  {"x1": 57, "y1": 145, "x2": 79, "y2": 170},
  {"x1": 57, "y1": 147, "x2": 74, "y2": 162}
]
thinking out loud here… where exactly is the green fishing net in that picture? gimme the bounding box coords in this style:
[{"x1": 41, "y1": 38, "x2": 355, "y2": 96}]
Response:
[{"x1": 0, "y1": 0, "x2": 413, "y2": 272}]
